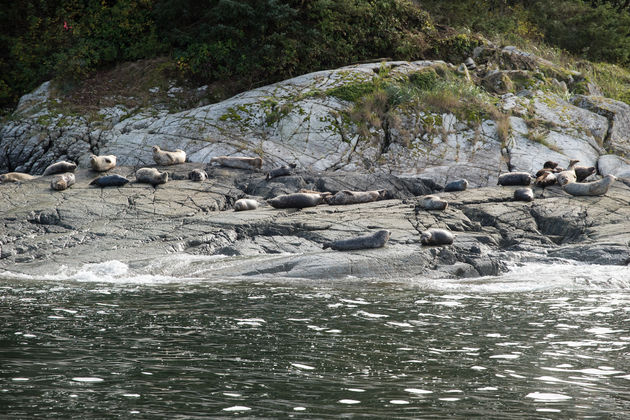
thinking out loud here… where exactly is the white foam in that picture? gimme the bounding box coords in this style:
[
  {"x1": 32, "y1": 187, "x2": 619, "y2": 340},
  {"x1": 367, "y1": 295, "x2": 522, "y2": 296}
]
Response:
[
  {"x1": 526, "y1": 392, "x2": 571, "y2": 401},
  {"x1": 72, "y1": 377, "x2": 104, "y2": 383},
  {"x1": 338, "y1": 399, "x2": 360, "y2": 404}
]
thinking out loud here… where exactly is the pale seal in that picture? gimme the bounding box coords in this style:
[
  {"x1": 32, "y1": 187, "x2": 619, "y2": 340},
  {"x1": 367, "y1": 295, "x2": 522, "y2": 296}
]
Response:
[
  {"x1": 266, "y1": 163, "x2": 297, "y2": 180},
  {"x1": 420, "y1": 195, "x2": 448, "y2": 210},
  {"x1": 90, "y1": 174, "x2": 130, "y2": 187},
  {"x1": 89, "y1": 154, "x2": 117, "y2": 172},
  {"x1": 152, "y1": 146, "x2": 186, "y2": 165},
  {"x1": 514, "y1": 187, "x2": 534, "y2": 202},
  {"x1": 268, "y1": 192, "x2": 326, "y2": 209},
  {"x1": 50, "y1": 173, "x2": 75, "y2": 191},
  {"x1": 326, "y1": 189, "x2": 386, "y2": 205},
  {"x1": 444, "y1": 179, "x2": 468, "y2": 192},
  {"x1": 562, "y1": 174, "x2": 617, "y2": 196},
  {"x1": 322, "y1": 230, "x2": 390, "y2": 251},
  {"x1": 188, "y1": 169, "x2": 208, "y2": 182},
  {"x1": 210, "y1": 156, "x2": 262, "y2": 170},
  {"x1": 497, "y1": 172, "x2": 532, "y2": 186},
  {"x1": 135, "y1": 167, "x2": 168, "y2": 186},
  {"x1": 535, "y1": 171, "x2": 556, "y2": 188},
  {"x1": 0, "y1": 172, "x2": 37, "y2": 183},
  {"x1": 420, "y1": 228, "x2": 455, "y2": 246},
  {"x1": 555, "y1": 159, "x2": 580, "y2": 186},
  {"x1": 234, "y1": 198, "x2": 259, "y2": 211},
  {"x1": 43, "y1": 161, "x2": 77, "y2": 176}
]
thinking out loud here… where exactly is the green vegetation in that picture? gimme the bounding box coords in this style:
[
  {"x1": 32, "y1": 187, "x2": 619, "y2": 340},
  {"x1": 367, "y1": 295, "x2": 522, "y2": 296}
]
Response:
[{"x1": 1, "y1": 0, "x2": 630, "y2": 114}]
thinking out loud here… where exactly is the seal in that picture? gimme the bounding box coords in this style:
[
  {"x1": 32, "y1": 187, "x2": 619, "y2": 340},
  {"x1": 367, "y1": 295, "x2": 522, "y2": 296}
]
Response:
[
  {"x1": 575, "y1": 165, "x2": 596, "y2": 182},
  {"x1": 420, "y1": 228, "x2": 455, "y2": 246},
  {"x1": 266, "y1": 163, "x2": 297, "y2": 180},
  {"x1": 152, "y1": 146, "x2": 186, "y2": 165},
  {"x1": 90, "y1": 174, "x2": 130, "y2": 187},
  {"x1": 267, "y1": 192, "x2": 326, "y2": 209},
  {"x1": 555, "y1": 159, "x2": 580, "y2": 186},
  {"x1": 50, "y1": 173, "x2": 75, "y2": 191},
  {"x1": 234, "y1": 198, "x2": 259, "y2": 211},
  {"x1": 188, "y1": 169, "x2": 208, "y2": 182},
  {"x1": 90, "y1": 154, "x2": 117, "y2": 172},
  {"x1": 135, "y1": 167, "x2": 168, "y2": 186},
  {"x1": 210, "y1": 156, "x2": 262, "y2": 170},
  {"x1": 420, "y1": 195, "x2": 448, "y2": 210},
  {"x1": 326, "y1": 189, "x2": 386, "y2": 205},
  {"x1": 322, "y1": 229, "x2": 390, "y2": 251},
  {"x1": 43, "y1": 161, "x2": 77, "y2": 176},
  {"x1": 497, "y1": 172, "x2": 532, "y2": 186},
  {"x1": 0, "y1": 172, "x2": 37, "y2": 183},
  {"x1": 535, "y1": 171, "x2": 556, "y2": 188},
  {"x1": 444, "y1": 179, "x2": 468, "y2": 192},
  {"x1": 514, "y1": 187, "x2": 534, "y2": 202},
  {"x1": 562, "y1": 174, "x2": 617, "y2": 196}
]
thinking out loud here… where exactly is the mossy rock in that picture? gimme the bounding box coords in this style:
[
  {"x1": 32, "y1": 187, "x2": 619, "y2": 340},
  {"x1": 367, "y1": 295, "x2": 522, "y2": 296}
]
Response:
[
  {"x1": 432, "y1": 34, "x2": 484, "y2": 64},
  {"x1": 482, "y1": 71, "x2": 514, "y2": 94}
]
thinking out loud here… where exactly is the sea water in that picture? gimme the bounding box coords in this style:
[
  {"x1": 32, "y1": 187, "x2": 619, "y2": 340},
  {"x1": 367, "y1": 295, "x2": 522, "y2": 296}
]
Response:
[{"x1": 2, "y1": 256, "x2": 630, "y2": 418}]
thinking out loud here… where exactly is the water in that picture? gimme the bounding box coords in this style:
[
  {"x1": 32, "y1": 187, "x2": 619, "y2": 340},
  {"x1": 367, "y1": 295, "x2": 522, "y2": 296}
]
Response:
[{"x1": 2, "y1": 258, "x2": 630, "y2": 418}]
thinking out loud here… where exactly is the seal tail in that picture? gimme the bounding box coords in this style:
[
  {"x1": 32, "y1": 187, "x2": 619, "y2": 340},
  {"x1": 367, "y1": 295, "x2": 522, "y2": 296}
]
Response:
[{"x1": 322, "y1": 243, "x2": 331, "y2": 250}]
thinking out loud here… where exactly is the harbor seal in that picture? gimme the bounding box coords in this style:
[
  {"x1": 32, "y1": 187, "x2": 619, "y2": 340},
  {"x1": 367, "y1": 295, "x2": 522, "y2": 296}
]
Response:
[
  {"x1": 513, "y1": 187, "x2": 534, "y2": 202},
  {"x1": 575, "y1": 165, "x2": 596, "y2": 182},
  {"x1": 89, "y1": 154, "x2": 117, "y2": 172},
  {"x1": 555, "y1": 159, "x2": 579, "y2": 186},
  {"x1": 497, "y1": 172, "x2": 532, "y2": 186},
  {"x1": 268, "y1": 192, "x2": 326, "y2": 209},
  {"x1": 210, "y1": 156, "x2": 262, "y2": 170},
  {"x1": 326, "y1": 189, "x2": 386, "y2": 205},
  {"x1": 234, "y1": 198, "x2": 259, "y2": 211},
  {"x1": 0, "y1": 172, "x2": 37, "y2": 183},
  {"x1": 562, "y1": 174, "x2": 617, "y2": 196},
  {"x1": 188, "y1": 169, "x2": 208, "y2": 182},
  {"x1": 90, "y1": 174, "x2": 130, "y2": 187},
  {"x1": 420, "y1": 195, "x2": 448, "y2": 210},
  {"x1": 535, "y1": 171, "x2": 556, "y2": 188},
  {"x1": 322, "y1": 230, "x2": 390, "y2": 251},
  {"x1": 135, "y1": 168, "x2": 168, "y2": 186},
  {"x1": 444, "y1": 179, "x2": 468, "y2": 192},
  {"x1": 266, "y1": 163, "x2": 297, "y2": 180},
  {"x1": 421, "y1": 228, "x2": 455, "y2": 246},
  {"x1": 42, "y1": 161, "x2": 77, "y2": 176},
  {"x1": 152, "y1": 146, "x2": 186, "y2": 165},
  {"x1": 50, "y1": 173, "x2": 75, "y2": 191}
]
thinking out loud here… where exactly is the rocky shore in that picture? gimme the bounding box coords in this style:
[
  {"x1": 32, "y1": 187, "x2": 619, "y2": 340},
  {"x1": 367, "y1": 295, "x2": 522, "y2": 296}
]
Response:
[{"x1": 1, "y1": 162, "x2": 628, "y2": 280}]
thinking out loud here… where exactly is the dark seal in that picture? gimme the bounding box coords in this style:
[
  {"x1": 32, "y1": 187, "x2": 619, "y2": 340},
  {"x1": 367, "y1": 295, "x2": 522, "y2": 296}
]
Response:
[
  {"x1": 266, "y1": 163, "x2": 297, "y2": 180},
  {"x1": 43, "y1": 161, "x2": 77, "y2": 176},
  {"x1": 420, "y1": 228, "x2": 455, "y2": 246},
  {"x1": 267, "y1": 192, "x2": 326, "y2": 209},
  {"x1": 497, "y1": 172, "x2": 532, "y2": 186},
  {"x1": 513, "y1": 187, "x2": 534, "y2": 202},
  {"x1": 188, "y1": 169, "x2": 208, "y2": 182},
  {"x1": 444, "y1": 179, "x2": 468, "y2": 192},
  {"x1": 90, "y1": 174, "x2": 130, "y2": 187},
  {"x1": 322, "y1": 230, "x2": 390, "y2": 251}
]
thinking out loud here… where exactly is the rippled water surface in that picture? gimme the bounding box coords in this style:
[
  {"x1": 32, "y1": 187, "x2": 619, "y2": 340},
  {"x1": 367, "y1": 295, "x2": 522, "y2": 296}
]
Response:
[{"x1": 2, "y1": 261, "x2": 630, "y2": 418}]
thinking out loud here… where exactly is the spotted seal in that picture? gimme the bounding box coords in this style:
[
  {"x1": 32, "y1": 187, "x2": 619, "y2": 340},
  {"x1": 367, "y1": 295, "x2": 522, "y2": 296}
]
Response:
[
  {"x1": 90, "y1": 174, "x2": 130, "y2": 187},
  {"x1": 322, "y1": 230, "x2": 390, "y2": 251},
  {"x1": 188, "y1": 169, "x2": 208, "y2": 182},
  {"x1": 210, "y1": 156, "x2": 262, "y2": 170},
  {"x1": 535, "y1": 171, "x2": 556, "y2": 188},
  {"x1": 326, "y1": 189, "x2": 386, "y2": 205},
  {"x1": 0, "y1": 172, "x2": 37, "y2": 183},
  {"x1": 135, "y1": 167, "x2": 168, "y2": 186},
  {"x1": 498, "y1": 172, "x2": 532, "y2": 186},
  {"x1": 268, "y1": 192, "x2": 326, "y2": 209},
  {"x1": 555, "y1": 159, "x2": 580, "y2": 186},
  {"x1": 152, "y1": 146, "x2": 186, "y2": 165},
  {"x1": 420, "y1": 195, "x2": 448, "y2": 210},
  {"x1": 266, "y1": 163, "x2": 297, "y2": 180},
  {"x1": 50, "y1": 173, "x2": 75, "y2": 191},
  {"x1": 444, "y1": 179, "x2": 469, "y2": 192},
  {"x1": 43, "y1": 161, "x2": 77, "y2": 176},
  {"x1": 562, "y1": 174, "x2": 617, "y2": 196},
  {"x1": 575, "y1": 165, "x2": 596, "y2": 182},
  {"x1": 420, "y1": 228, "x2": 455, "y2": 246},
  {"x1": 513, "y1": 187, "x2": 534, "y2": 202},
  {"x1": 234, "y1": 198, "x2": 259, "y2": 211},
  {"x1": 90, "y1": 154, "x2": 117, "y2": 172}
]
